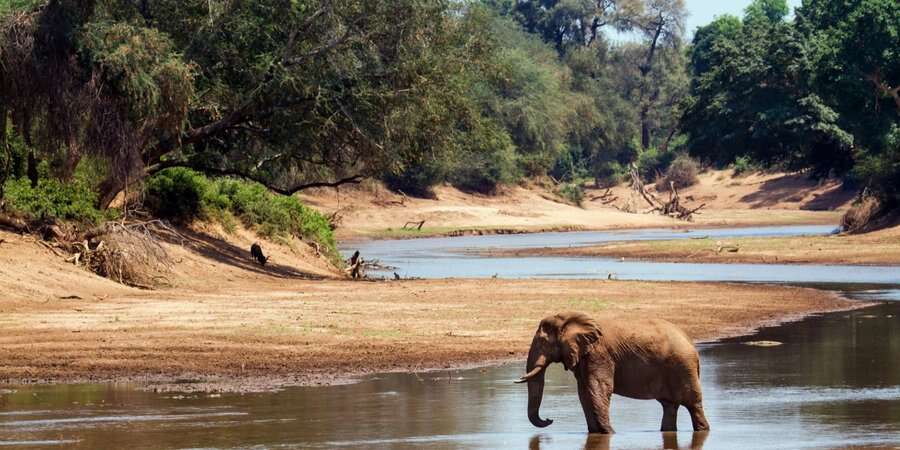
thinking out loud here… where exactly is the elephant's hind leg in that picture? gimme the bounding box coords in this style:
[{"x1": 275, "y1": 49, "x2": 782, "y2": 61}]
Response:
[
  {"x1": 686, "y1": 402, "x2": 710, "y2": 431},
  {"x1": 659, "y1": 400, "x2": 679, "y2": 432}
]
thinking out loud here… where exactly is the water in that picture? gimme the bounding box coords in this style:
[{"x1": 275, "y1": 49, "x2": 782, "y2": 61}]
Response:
[
  {"x1": 1, "y1": 304, "x2": 898, "y2": 449},
  {"x1": 345, "y1": 225, "x2": 900, "y2": 286},
  {"x1": 3, "y1": 225, "x2": 900, "y2": 449}
]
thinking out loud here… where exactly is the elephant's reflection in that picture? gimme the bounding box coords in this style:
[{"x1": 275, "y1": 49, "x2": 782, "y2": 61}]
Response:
[{"x1": 529, "y1": 431, "x2": 708, "y2": 450}]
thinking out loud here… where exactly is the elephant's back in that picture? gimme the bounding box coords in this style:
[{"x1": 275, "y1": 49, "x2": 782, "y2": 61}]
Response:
[{"x1": 599, "y1": 318, "x2": 696, "y2": 357}]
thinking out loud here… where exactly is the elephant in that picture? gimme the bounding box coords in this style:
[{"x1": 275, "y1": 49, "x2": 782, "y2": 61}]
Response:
[{"x1": 517, "y1": 312, "x2": 710, "y2": 434}]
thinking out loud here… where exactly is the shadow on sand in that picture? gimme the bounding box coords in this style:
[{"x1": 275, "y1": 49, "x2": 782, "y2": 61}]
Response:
[
  {"x1": 160, "y1": 227, "x2": 328, "y2": 280},
  {"x1": 737, "y1": 174, "x2": 854, "y2": 210}
]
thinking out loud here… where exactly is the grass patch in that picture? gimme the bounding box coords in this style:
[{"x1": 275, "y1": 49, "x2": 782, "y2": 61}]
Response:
[{"x1": 566, "y1": 298, "x2": 610, "y2": 310}]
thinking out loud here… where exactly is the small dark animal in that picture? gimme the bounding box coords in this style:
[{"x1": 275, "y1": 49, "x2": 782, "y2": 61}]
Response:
[{"x1": 250, "y1": 242, "x2": 269, "y2": 266}]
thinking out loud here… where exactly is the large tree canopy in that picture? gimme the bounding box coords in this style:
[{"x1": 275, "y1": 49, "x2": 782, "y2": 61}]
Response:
[{"x1": 1, "y1": 0, "x2": 483, "y2": 205}]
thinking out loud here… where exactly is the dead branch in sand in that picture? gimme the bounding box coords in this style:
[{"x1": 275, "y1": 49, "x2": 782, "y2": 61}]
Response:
[
  {"x1": 64, "y1": 221, "x2": 175, "y2": 288},
  {"x1": 403, "y1": 220, "x2": 426, "y2": 231},
  {"x1": 374, "y1": 190, "x2": 408, "y2": 207},
  {"x1": 326, "y1": 207, "x2": 349, "y2": 231},
  {"x1": 0, "y1": 213, "x2": 28, "y2": 233},
  {"x1": 627, "y1": 166, "x2": 705, "y2": 221},
  {"x1": 589, "y1": 188, "x2": 619, "y2": 205}
]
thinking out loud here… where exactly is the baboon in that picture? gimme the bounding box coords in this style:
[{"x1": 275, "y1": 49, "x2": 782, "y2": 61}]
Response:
[{"x1": 250, "y1": 242, "x2": 269, "y2": 266}]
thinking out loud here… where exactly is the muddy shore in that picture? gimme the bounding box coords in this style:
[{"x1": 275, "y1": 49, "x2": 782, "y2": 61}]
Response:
[
  {"x1": 494, "y1": 225, "x2": 900, "y2": 266},
  {"x1": 0, "y1": 277, "x2": 863, "y2": 393}
]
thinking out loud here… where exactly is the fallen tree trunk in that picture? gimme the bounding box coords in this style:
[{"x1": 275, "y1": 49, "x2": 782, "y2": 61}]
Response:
[{"x1": 0, "y1": 213, "x2": 28, "y2": 233}]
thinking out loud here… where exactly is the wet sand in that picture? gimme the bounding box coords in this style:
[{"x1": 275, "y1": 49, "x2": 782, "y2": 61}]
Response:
[
  {"x1": 500, "y1": 225, "x2": 900, "y2": 266},
  {"x1": 0, "y1": 278, "x2": 862, "y2": 392}
]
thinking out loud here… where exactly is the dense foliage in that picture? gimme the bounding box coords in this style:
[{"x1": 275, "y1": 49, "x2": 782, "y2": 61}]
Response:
[
  {"x1": 684, "y1": 0, "x2": 899, "y2": 206},
  {"x1": 1, "y1": 0, "x2": 898, "y2": 230},
  {"x1": 146, "y1": 167, "x2": 338, "y2": 257}
]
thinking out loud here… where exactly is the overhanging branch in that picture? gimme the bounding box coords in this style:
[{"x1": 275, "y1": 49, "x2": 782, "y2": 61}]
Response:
[{"x1": 145, "y1": 160, "x2": 365, "y2": 195}]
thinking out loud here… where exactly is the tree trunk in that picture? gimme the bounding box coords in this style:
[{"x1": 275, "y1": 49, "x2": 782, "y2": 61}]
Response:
[
  {"x1": 97, "y1": 176, "x2": 125, "y2": 210},
  {"x1": 641, "y1": 109, "x2": 651, "y2": 150},
  {"x1": 27, "y1": 149, "x2": 38, "y2": 188}
]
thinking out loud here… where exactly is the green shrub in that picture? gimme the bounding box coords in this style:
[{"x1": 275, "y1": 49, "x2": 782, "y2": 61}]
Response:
[
  {"x1": 144, "y1": 167, "x2": 209, "y2": 221},
  {"x1": 731, "y1": 155, "x2": 760, "y2": 176},
  {"x1": 636, "y1": 147, "x2": 676, "y2": 182},
  {"x1": 450, "y1": 142, "x2": 518, "y2": 194},
  {"x1": 2, "y1": 177, "x2": 107, "y2": 224},
  {"x1": 593, "y1": 160, "x2": 626, "y2": 187},
  {"x1": 656, "y1": 154, "x2": 700, "y2": 191},
  {"x1": 144, "y1": 168, "x2": 338, "y2": 258},
  {"x1": 556, "y1": 182, "x2": 585, "y2": 207}
]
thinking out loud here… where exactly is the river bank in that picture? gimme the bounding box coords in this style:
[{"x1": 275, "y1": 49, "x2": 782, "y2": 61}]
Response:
[
  {"x1": 300, "y1": 170, "x2": 850, "y2": 240},
  {"x1": 497, "y1": 224, "x2": 900, "y2": 266},
  {"x1": 0, "y1": 273, "x2": 862, "y2": 393}
]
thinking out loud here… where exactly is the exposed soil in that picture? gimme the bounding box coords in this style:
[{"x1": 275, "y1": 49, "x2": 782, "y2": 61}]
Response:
[
  {"x1": 500, "y1": 224, "x2": 900, "y2": 266},
  {"x1": 0, "y1": 170, "x2": 870, "y2": 393},
  {"x1": 0, "y1": 228, "x2": 863, "y2": 393},
  {"x1": 301, "y1": 170, "x2": 851, "y2": 240}
]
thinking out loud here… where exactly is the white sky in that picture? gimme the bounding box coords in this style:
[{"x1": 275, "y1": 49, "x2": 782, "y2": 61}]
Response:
[{"x1": 685, "y1": 0, "x2": 803, "y2": 34}]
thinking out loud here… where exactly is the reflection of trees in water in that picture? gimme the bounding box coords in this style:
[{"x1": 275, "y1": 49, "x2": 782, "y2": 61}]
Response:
[{"x1": 704, "y1": 303, "x2": 900, "y2": 428}]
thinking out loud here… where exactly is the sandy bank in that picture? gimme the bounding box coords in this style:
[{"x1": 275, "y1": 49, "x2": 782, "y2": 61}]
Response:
[
  {"x1": 0, "y1": 274, "x2": 860, "y2": 392},
  {"x1": 300, "y1": 170, "x2": 851, "y2": 240},
  {"x1": 502, "y1": 224, "x2": 900, "y2": 266}
]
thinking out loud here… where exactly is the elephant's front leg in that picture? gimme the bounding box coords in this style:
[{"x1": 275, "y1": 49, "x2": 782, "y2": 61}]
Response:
[{"x1": 576, "y1": 361, "x2": 615, "y2": 433}]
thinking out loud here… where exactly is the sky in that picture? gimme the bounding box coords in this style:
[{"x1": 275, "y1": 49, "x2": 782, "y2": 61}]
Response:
[{"x1": 684, "y1": 0, "x2": 803, "y2": 35}]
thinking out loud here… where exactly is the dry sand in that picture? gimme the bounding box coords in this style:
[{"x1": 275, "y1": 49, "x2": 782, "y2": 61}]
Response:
[
  {"x1": 300, "y1": 169, "x2": 852, "y2": 240},
  {"x1": 0, "y1": 229, "x2": 862, "y2": 392}
]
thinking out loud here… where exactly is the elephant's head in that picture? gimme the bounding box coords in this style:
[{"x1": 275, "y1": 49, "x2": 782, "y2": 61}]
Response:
[{"x1": 516, "y1": 312, "x2": 602, "y2": 428}]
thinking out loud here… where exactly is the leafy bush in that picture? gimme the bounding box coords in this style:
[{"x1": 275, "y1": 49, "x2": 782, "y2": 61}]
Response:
[
  {"x1": 450, "y1": 132, "x2": 518, "y2": 194},
  {"x1": 593, "y1": 160, "x2": 625, "y2": 187},
  {"x1": 852, "y1": 127, "x2": 900, "y2": 208},
  {"x1": 636, "y1": 147, "x2": 676, "y2": 182},
  {"x1": 209, "y1": 179, "x2": 336, "y2": 252},
  {"x1": 731, "y1": 155, "x2": 760, "y2": 175},
  {"x1": 556, "y1": 182, "x2": 585, "y2": 206},
  {"x1": 144, "y1": 167, "x2": 208, "y2": 221},
  {"x1": 2, "y1": 177, "x2": 107, "y2": 224},
  {"x1": 655, "y1": 154, "x2": 700, "y2": 191},
  {"x1": 145, "y1": 168, "x2": 338, "y2": 257}
]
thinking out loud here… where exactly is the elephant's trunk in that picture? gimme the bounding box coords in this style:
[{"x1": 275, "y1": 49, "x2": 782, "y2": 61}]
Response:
[{"x1": 524, "y1": 337, "x2": 552, "y2": 428}]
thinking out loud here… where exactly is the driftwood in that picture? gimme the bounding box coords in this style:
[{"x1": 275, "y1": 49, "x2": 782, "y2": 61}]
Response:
[
  {"x1": 589, "y1": 188, "x2": 618, "y2": 205},
  {"x1": 0, "y1": 213, "x2": 28, "y2": 233},
  {"x1": 403, "y1": 220, "x2": 426, "y2": 230},
  {"x1": 628, "y1": 166, "x2": 705, "y2": 221},
  {"x1": 326, "y1": 208, "x2": 346, "y2": 231},
  {"x1": 375, "y1": 190, "x2": 409, "y2": 207}
]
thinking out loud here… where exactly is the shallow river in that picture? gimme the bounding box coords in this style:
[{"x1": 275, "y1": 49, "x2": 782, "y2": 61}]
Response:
[{"x1": 2, "y1": 225, "x2": 899, "y2": 449}]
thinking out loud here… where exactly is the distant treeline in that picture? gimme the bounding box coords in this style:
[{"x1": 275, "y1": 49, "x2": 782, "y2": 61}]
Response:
[{"x1": 0, "y1": 0, "x2": 897, "y2": 220}]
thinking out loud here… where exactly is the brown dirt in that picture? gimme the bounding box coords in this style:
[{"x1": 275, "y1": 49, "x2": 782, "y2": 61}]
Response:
[
  {"x1": 302, "y1": 170, "x2": 851, "y2": 240},
  {"x1": 0, "y1": 228, "x2": 864, "y2": 392},
  {"x1": 503, "y1": 224, "x2": 900, "y2": 266}
]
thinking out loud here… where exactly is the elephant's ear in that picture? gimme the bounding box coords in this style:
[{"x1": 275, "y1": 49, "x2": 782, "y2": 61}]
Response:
[{"x1": 558, "y1": 313, "x2": 602, "y2": 370}]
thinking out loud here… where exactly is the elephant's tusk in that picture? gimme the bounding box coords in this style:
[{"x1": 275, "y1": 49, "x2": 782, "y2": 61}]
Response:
[{"x1": 515, "y1": 365, "x2": 545, "y2": 383}]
